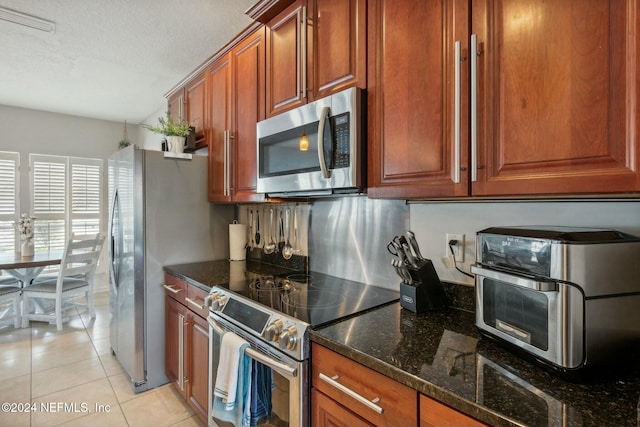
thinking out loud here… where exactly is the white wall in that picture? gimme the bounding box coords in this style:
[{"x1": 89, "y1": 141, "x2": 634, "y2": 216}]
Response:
[{"x1": 410, "y1": 200, "x2": 640, "y2": 286}]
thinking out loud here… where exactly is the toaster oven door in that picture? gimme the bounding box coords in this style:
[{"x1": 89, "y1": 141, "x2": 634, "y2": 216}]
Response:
[{"x1": 473, "y1": 266, "x2": 585, "y2": 369}]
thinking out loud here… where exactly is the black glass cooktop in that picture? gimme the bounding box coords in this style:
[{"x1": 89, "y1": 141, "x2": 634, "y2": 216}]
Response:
[{"x1": 219, "y1": 272, "x2": 399, "y2": 328}]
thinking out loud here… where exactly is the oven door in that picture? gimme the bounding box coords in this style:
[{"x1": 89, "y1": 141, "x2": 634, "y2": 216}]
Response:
[
  {"x1": 208, "y1": 315, "x2": 308, "y2": 427},
  {"x1": 472, "y1": 265, "x2": 584, "y2": 369}
]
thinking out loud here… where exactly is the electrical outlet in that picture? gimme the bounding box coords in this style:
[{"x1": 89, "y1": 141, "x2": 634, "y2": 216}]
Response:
[{"x1": 445, "y1": 233, "x2": 465, "y2": 263}]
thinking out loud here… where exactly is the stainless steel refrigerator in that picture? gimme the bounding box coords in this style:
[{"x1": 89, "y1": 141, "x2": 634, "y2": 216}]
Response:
[{"x1": 108, "y1": 146, "x2": 232, "y2": 393}]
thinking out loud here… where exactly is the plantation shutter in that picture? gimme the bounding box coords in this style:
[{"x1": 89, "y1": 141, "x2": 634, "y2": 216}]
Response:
[
  {"x1": 0, "y1": 152, "x2": 19, "y2": 254},
  {"x1": 31, "y1": 155, "x2": 66, "y2": 251},
  {"x1": 70, "y1": 158, "x2": 102, "y2": 236}
]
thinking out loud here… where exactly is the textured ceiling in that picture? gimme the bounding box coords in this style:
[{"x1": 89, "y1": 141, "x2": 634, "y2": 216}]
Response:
[{"x1": 0, "y1": 0, "x2": 255, "y2": 123}]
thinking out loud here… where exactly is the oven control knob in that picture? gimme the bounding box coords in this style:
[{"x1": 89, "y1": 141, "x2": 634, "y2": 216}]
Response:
[
  {"x1": 264, "y1": 319, "x2": 283, "y2": 341},
  {"x1": 212, "y1": 295, "x2": 227, "y2": 311},
  {"x1": 204, "y1": 292, "x2": 217, "y2": 308},
  {"x1": 279, "y1": 326, "x2": 298, "y2": 350}
]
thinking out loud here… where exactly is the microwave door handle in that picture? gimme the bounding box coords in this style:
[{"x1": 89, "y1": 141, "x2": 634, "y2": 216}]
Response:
[
  {"x1": 317, "y1": 106, "x2": 331, "y2": 179},
  {"x1": 470, "y1": 265, "x2": 558, "y2": 292}
]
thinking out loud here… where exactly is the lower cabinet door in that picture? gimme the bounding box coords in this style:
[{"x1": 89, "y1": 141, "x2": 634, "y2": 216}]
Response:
[
  {"x1": 186, "y1": 313, "x2": 209, "y2": 424},
  {"x1": 165, "y1": 297, "x2": 187, "y2": 397},
  {"x1": 312, "y1": 388, "x2": 375, "y2": 427},
  {"x1": 420, "y1": 394, "x2": 486, "y2": 427}
]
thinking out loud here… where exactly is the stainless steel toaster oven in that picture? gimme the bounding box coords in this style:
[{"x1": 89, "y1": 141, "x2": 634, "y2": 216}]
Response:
[{"x1": 472, "y1": 226, "x2": 640, "y2": 376}]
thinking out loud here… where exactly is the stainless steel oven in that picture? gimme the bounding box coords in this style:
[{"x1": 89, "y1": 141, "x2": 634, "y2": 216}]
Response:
[
  {"x1": 205, "y1": 272, "x2": 398, "y2": 427},
  {"x1": 208, "y1": 315, "x2": 307, "y2": 427},
  {"x1": 472, "y1": 226, "x2": 640, "y2": 375}
]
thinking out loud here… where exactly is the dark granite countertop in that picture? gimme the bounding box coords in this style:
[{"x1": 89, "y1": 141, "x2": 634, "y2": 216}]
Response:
[
  {"x1": 164, "y1": 259, "x2": 300, "y2": 292},
  {"x1": 311, "y1": 303, "x2": 640, "y2": 427}
]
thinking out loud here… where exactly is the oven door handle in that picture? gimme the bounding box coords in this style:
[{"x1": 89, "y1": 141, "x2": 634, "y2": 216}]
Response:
[
  {"x1": 471, "y1": 265, "x2": 558, "y2": 292},
  {"x1": 208, "y1": 316, "x2": 298, "y2": 378}
]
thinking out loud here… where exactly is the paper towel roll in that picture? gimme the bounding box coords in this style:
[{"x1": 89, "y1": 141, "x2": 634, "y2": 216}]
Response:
[{"x1": 229, "y1": 222, "x2": 248, "y2": 261}]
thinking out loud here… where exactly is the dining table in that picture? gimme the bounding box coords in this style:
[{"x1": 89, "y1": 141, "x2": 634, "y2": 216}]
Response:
[{"x1": 0, "y1": 249, "x2": 64, "y2": 287}]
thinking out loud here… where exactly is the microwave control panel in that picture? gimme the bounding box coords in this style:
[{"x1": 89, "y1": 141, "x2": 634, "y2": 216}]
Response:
[{"x1": 331, "y1": 113, "x2": 350, "y2": 168}]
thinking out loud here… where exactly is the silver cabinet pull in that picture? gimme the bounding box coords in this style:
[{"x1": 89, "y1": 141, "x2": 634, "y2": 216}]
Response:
[
  {"x1": 185, "y1": 297, "x2": 205, "y2": 311},
  {"x1": 163, "y1": 284, "x2": 180, "y2": 294},
  {"x1": 453, "y1": 40, "x2": 461, "y2": 184},
  {"x1": 301, "y1": 5, "x2": 308, "y2": 98},
  {"x1": 470, "y1": 34, "x2": 478, "y2": 182},
  {"x1": 319, "y1": 373, "x2": 384, "y2": 414},
  {"x1": 178, "y1": 313, "x2": 186, "y2": 390}
]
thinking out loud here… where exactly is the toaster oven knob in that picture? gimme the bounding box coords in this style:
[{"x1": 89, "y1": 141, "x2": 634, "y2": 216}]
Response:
[
  {"x1": 264, "y1": 319, "x2": 283, "y2": 341},
  {"x1": 279, "y1": 326, "x2": 298, "y2": 350}
]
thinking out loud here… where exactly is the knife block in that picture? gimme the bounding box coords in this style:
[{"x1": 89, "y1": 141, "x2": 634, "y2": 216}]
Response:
[{"x1": 399, "y1": 259, "x2": 449, "y2": 313}]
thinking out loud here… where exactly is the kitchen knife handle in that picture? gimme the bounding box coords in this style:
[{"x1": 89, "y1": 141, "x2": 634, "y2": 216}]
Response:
[{"x1": 406, "y1": 231, "x2": 424, "y2": 260}]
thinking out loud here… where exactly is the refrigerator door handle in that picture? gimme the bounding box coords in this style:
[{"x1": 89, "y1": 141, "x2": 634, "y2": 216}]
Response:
[{"x1": 109, "y1": 189, "x2": 121, "y2": 288}]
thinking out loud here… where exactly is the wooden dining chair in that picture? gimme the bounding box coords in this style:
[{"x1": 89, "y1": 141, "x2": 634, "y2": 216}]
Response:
[
  {"x1": 21, "y1": 233, "x2": 105, "y2": 330},
  {"x1": 0, "y1": 284, "x2": 21, "y2": 329}
]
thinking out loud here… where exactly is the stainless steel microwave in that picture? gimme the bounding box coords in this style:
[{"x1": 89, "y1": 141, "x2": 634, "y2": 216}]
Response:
[{"x1": 256, "y1": 87, "x2": 365, "y2": 197}]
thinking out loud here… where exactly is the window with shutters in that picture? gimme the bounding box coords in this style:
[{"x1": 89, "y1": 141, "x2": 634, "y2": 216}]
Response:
[
  {"x1": 0, "y1": 152, "x2": 19, "y2": 255},
  {"x1": 30, "y1": 154, "x2": 103, "y2": 251}
]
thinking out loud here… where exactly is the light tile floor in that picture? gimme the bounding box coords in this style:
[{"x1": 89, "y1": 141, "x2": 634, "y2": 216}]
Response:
[{"x1": 0, "y1": 290, "x2": 206, "y2": 427}]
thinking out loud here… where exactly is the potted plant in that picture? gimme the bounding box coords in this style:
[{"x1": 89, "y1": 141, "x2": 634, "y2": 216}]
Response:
[{"x1": 143, "y1": 113, "x2": 192, "y2": 153}]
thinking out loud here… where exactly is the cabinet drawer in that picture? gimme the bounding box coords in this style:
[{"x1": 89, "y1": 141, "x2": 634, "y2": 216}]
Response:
[
  {"x1": 164, "y1": 273, "x2": 187, "y2": 304},
  {"x1": 312, "y1": 343, "x2": 417, "y2": 426},
  {"x1": 185, "y1": 284, "x2": 209, "y2": 319},
  {"x1": 420, "y1": 394, "x2": 486, "y2": 427}
]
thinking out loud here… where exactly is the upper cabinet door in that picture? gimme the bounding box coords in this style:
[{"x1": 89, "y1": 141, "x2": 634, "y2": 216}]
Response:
[
  {"x1": 265, "y1": 0, "x2": 366, "y2": 117},
  {"x1": 308, "y1": 0, "x2": 366, "y2": 101},
  {"x1": 185, "y1": 73, "x2": 206, "y2": 143},
  {"x1": 232, "y1": 28, "x2": 266, "y2": 202},
  {"x1": 207, "y1": 56, "x2": 232, "y2": 202},
  {"x1": 266, "y1": 0, "x2": 306, "y2": 117},
  {"x1": 472, "y1": 0, "x2": 640, "y2": 195},
  {"x1": 368, "y1": 0, "x2": 470, "y2": 199}
]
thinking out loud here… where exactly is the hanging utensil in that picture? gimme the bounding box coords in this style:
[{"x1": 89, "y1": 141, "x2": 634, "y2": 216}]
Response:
[
  {"x1": 282, "y1": 208, "x2": 294, "y2": 260},
  {"x1": 247, "y1": 208, "x2": 253, "y2": 248},
  {"x1": 263, "y1": 208, "x2": 276, "y2": 254},
  {"x1": 255, "y1": 208, "x2": 261, "y2": 246}
]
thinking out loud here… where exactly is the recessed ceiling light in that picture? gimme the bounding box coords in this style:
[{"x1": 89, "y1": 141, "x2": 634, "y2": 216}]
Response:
[{"x1": 0, "y1": 6, "x2": 55, "y2": 33}]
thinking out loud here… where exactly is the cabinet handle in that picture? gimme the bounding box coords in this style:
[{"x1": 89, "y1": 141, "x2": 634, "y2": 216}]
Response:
[
  {"x1": 163, "y1": 284, "x2": 181, "y2": 294},
  {"x1": 301, "y1": 6, "x2": 308, "y2": 98},
  {"x1": 453, "y1": 41, "x2": 462, "y2": 184},
  {"x1": 319, "y1": 373, "x2": 384, "y2": 414},
  {"x1": 470, "y1": 34, "x2": 478, "y2": 182},
  {"x1": 178, "y1": 313, "x2": 186, "y2": 390},
  {"x1": 223, "y1": 130, "x2": 230, "y2": 196},
  {"x1": 185, "y1": 297, "x2": 205, "y2": 311}
]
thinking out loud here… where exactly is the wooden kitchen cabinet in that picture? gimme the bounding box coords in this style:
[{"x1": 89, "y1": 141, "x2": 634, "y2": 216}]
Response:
[
  {"x1": 164, "y1": 273, "x2": 209, "y2": 424},
  {"x1": 265, "y1": 0, "x2": 366, "y2": 117},
  {"x1": 166, "y1": 71, "x2": 208, "y2": 150},
  {"x1": 420, "y1": 394, "x2": 486, "y2": 427},
  {"x1": 311, "y1": 343, "x2": 417, "y2": 427},
  {"x1": 368, "y1": 0, "x2": 640, "y2": 199},
  {"x1": 184, "y1": 72, "x2": 206, "y2": 145},
  {"x1": 208, "y1": 26, "x2": 266, "y2": 203}
]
